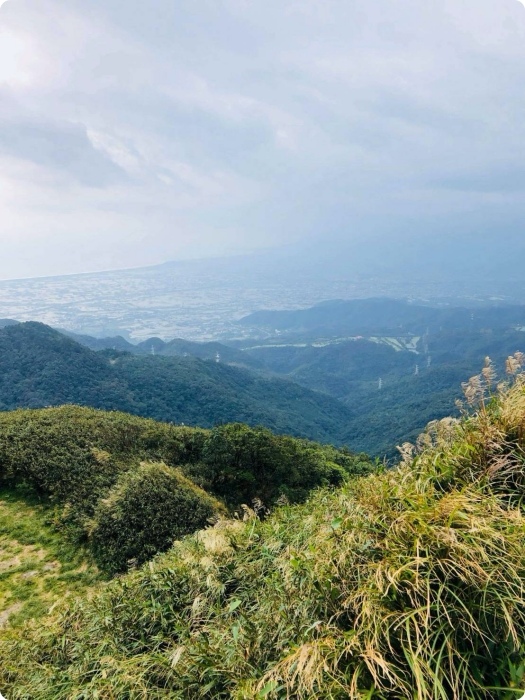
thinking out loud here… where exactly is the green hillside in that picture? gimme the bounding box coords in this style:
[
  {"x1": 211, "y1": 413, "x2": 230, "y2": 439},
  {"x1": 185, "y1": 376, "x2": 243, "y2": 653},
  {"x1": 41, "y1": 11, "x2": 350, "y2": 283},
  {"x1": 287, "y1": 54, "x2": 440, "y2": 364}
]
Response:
[
  {"x1": 3, "y1": 363, "x2": 525, "y2": 697},
  {"x1": 243, "y1": 328, "x2": 525, "y2": 456},
  {"x1": 5, "y1": 311, "x2": 525, "y2": 459},
  {"x1": 0, "y1": 322, "x2": 358, "y2": 446}
]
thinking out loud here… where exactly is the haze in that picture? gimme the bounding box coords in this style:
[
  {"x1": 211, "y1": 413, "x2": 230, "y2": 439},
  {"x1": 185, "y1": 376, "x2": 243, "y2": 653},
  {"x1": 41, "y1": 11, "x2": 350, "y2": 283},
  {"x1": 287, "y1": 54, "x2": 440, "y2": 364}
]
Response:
[{"x1": 1, "y1": 0, "x2": 525, "y2": 279}]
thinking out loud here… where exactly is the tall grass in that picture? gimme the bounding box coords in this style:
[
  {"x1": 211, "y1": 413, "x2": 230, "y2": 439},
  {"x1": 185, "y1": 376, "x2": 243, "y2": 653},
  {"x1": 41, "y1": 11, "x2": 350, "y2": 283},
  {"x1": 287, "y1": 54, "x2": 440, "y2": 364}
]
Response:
[{"x1": 3, "y1": 365, "x2": 525, "y2": 698}]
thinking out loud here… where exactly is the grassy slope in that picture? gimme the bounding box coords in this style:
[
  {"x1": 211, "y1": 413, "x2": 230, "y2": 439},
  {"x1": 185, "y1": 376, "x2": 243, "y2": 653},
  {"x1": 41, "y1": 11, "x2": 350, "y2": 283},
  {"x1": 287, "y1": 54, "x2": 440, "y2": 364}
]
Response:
[
  {"x1": 3, "y1": 369, "x2": 525, "y2": 697},
  {"x1": 0, "y1": 489, "x2": 102, "y2": 629}
]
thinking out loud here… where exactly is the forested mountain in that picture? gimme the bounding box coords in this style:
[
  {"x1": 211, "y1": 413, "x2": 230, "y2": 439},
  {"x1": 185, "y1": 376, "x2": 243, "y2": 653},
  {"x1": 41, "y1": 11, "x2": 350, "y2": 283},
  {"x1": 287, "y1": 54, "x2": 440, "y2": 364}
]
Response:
[
  {"x1": 5, "y1": 299, "x2": 525, "y2": 457},
  {"x1": 135, "y1": 337, "x2": 261, "y2": 368},
  {"x1": 0, "y1": 322, "x2": 356, "y2": 445},
  {"x1": 246, "y1": 338, "x2": 525, "y2": 455},
  {"x1": 3, "y1": 315, "x2": 524, "y2": 456},
  {"x1": 65, "y1": 330, "x2": 260, "y2": 368},
  {"x1": 0, "y1": 318, "x2": 18, "y2": 328},
  {"x1": 240, "y1": 298, "x2": 525, "y2": 339},
  {"x1": 62, "y1": 330, "x2": 136, "y2": 353},
  {"x1": 233, "y1": 300, "x2": 525, "y2": 454}
]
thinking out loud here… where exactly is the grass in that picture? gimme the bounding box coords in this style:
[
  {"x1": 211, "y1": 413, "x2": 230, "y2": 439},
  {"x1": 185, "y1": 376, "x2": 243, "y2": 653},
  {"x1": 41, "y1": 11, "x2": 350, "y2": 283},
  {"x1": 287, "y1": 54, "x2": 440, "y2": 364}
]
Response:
[
  {"x1": 3, "y1": 365, "x2": 525, "y2": 697},
  {"x1": 0, "y1": 487, "x2": 104, "y2": 629}
]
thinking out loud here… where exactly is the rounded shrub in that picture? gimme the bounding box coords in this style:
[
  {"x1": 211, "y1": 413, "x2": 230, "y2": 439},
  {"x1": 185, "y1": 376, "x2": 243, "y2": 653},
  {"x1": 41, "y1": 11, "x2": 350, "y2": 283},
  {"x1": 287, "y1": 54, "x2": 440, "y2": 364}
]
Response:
[{"x1": 89, "y1": 462, "x2": 221, "y2": 574}]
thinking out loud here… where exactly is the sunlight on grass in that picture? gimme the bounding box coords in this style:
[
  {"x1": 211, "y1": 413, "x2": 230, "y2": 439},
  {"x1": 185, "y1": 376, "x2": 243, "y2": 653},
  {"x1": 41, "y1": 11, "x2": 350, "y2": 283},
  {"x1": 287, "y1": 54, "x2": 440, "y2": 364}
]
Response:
[{"x1": 0, "y1": 488, "x2": 104, "y2": 629}]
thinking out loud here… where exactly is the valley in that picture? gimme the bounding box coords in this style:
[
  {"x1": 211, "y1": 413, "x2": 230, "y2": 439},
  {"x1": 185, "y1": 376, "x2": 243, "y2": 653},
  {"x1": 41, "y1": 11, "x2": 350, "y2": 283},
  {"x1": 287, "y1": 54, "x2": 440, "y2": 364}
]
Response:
[{"x1": 3, "y1": 297, "x2": 525, "y2": 456}]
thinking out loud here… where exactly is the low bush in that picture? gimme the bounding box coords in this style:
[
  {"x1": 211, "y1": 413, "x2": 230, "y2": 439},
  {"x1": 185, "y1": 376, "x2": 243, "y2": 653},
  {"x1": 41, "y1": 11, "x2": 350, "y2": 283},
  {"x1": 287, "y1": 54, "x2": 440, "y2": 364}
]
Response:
[
  {"x1": 0, "y1": 406, "x2": 374, "y2": 576},
  {"x1": 187, "y1": 422, "x2": 369, "y2": 507},
  {"x1": 0, "y1": 407, "x2": 373, "y2": 516},
  {"x1": 89, "y1": 462, "x2": 222, "y2": 574}
]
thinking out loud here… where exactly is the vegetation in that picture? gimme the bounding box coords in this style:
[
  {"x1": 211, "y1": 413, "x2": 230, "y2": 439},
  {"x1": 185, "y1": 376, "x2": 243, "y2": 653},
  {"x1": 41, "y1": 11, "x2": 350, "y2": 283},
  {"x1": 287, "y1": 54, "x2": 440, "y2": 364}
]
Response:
[
  {"x1": 7, "y1": 301, "x2": 525, "y2": 459},
  {"x1": 3, "y1": 361, "x2": 525, "y2": 697},
  {"x1": 6, "y1": 314, "x2": 525, "y2": 459},
  {"x1": 0, "y1": 405, "x2": 372, "y2": 574},
  {"x1": 243, "y1": 329, "x2": 525, "y2": 456},
  {"x1": 89, "y1": 463, "x2": 222, "y2": 575},
  {"x1": 0, "y1": 488, "x2": 102, "y2": 629},
  {"x1": 66, "y1": 329, "x2": 263, "y2": 369},
  {"x1": 0, "y1": 321, "x2": 357, "y2": 446}
]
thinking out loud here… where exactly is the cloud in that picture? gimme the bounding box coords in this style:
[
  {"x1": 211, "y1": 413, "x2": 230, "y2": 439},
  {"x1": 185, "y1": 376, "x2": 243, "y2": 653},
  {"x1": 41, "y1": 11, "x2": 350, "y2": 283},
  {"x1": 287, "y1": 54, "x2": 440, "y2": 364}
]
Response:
[
  {"x1": 0, "y1": 119, "x2": 129, "y2": 186},
  {"x1": 0, "y1": 0, "x2": 524, "y2": 277}
]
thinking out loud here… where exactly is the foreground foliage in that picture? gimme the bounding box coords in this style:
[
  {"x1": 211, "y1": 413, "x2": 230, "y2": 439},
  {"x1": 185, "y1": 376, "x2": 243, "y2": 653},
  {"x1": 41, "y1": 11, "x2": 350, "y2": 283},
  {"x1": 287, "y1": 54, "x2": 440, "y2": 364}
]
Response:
[
  {"x1": 3, "y1": 368, "x2": 525, "y2": 697},
  {"x1": 0, "y1": 406, "x2": 371, "y2": 573},
  {"x1": 89, "y1": 463, "x2": 221, "y2": 575}
]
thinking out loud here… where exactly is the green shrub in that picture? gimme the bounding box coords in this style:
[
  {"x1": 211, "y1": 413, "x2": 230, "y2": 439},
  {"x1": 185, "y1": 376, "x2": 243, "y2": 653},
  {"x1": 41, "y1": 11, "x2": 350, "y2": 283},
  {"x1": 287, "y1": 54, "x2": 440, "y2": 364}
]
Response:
[
  {"x1": 0, "y1": 406, "x2": 373, "y2": 575},
  {"x1": 89, "y1": 462, "x2": 221, "y2": 574},
  {"x1": 4, "y1": 376, "x2": 525, "y2": 697},
  {"x1": 0, "y1": 407, "x2": 373, "y2": 517},
  {"x1": 188, "y1": 422, "x2": 369, "y2": 508}
]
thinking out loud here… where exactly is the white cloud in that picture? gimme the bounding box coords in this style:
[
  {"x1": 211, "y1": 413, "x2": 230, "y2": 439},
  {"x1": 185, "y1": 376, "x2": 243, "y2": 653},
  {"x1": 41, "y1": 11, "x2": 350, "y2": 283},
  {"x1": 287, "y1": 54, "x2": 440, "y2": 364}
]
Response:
[{"x1": 0, "y1": 0, "x2": 525, "y2": 278}]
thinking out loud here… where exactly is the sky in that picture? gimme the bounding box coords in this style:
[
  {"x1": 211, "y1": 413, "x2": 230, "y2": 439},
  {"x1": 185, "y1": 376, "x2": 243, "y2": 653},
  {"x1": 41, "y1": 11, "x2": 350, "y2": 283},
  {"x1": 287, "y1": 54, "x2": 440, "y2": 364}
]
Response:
[{"x1": 0, "y1": 0, "x2": 525, "y2": 279}]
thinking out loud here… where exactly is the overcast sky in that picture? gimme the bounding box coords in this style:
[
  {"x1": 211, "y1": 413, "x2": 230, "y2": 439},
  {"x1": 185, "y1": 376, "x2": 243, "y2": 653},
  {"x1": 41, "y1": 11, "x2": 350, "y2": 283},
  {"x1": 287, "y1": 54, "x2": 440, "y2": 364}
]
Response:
[{"x1": 0, "y1": 0, "x2": 524, "y2": 279}]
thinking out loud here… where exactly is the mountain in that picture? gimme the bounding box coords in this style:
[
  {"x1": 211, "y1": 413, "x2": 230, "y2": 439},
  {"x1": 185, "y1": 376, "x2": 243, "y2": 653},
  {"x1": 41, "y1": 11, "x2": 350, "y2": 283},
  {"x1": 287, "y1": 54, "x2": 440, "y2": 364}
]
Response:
[
  {"x1": 242, "y1": 339, "x2": 467, "y2": 455},
  {"x1": 62, "y1": 330, "x2": 136, "y2": 352},
  {"x1": 0, "y1": 321, "x2": 132, "y2": 411},
  {"x1": 245, "y1": 338, "x2": 416, "y2": 398},
  {"x1": 65, "y1": 331, "x2": 262, "y2": 369},
  {"x1": 4, "y1": 375, "x2": 525, "y2": 698},
  {"x1": 4, "y1": 316, "x2": 519, "y2": 457},
  {"x1": 4, "y1": 301, "x2": 524, "y2": 457},
  {"x1": 135, "y1": 337, "x2": 263, "y2": 369},
  {"x1": 239, "y1": 298, "x2": 525, "y2": 339},
  {"x1": 230, "y1": 299, "x2": 525, "y2": 454},
  {"x1": 0, "y1": 322, "x2": 357, "y2": 446}
]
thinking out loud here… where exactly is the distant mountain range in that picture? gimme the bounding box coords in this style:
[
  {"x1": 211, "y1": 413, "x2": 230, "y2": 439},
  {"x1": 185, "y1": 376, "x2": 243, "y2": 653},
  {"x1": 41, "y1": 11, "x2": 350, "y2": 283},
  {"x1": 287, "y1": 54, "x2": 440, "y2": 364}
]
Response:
[
  {"x1": 239, "y1": 298, "x2": 525, "y2": 339},
  {"x1": 62, "y1": 330, "x2": 262, "y2": 370}
]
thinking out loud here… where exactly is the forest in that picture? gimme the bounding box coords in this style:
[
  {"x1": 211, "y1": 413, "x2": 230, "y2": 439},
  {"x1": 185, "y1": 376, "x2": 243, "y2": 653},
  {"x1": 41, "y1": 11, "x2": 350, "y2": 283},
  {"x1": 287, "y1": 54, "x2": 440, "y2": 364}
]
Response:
[{"x1": 3, "y1": 300, "x2": 525, "y2": 457}]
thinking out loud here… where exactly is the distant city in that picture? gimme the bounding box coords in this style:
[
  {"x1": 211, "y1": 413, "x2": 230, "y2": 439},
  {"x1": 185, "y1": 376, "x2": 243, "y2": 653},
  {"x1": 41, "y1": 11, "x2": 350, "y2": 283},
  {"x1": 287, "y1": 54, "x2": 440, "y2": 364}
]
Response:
[{"x1": 0, "y1": 254, "x2": 520, "y2": 341}]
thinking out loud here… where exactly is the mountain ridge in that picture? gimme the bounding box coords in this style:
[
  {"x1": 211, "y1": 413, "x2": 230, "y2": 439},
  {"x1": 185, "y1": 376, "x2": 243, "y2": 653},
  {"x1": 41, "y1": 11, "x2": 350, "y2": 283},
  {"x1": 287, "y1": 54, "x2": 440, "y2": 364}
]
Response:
[{"x1": 0, "y1": 322, "x2": 356, "y2": 446}]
